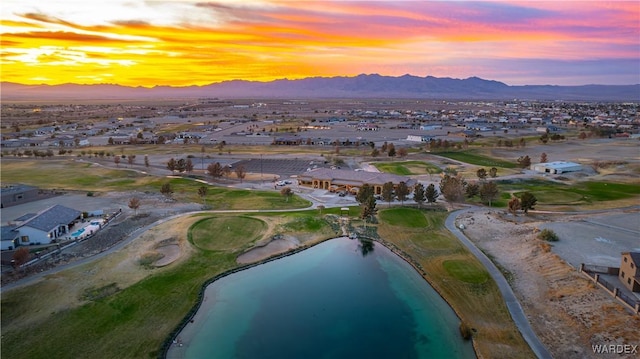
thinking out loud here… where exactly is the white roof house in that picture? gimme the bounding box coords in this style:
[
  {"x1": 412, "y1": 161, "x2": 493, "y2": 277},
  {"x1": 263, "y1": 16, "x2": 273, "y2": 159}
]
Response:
[
  {"x1": 532, "y1": 161, "x2": 582, "y2": 174},
  {"x1": 406, "y1": 134, "x2": 433, "y2": 142}
]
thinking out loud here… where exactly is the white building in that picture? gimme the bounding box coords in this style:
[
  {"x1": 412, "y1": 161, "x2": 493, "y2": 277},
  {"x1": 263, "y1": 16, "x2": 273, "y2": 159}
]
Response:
[
  {"x1": 532, "y1": 161, "x2": 582, "y2": 174},
  {"x1": 1, "y1": 226, "x2": 19, "y2": 250},
  {"x1": 14, "y1": 204, "x2": 82, "y2": 245},
  {"x1": 406, "y1": 134, "x2": 433, "y2": 142},
  {"x1": 420, "y1": 125, "x2": 442, "y2": 131}
]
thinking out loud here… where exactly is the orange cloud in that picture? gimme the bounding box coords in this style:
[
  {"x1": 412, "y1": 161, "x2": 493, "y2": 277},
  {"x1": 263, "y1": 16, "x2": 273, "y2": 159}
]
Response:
[{"x1": 1, "y1": 0, "x2": 638, "y2": 86}]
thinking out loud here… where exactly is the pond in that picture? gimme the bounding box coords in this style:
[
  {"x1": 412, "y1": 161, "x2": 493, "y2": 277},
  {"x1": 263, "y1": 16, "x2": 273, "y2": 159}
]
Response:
[{"x1": 167, "y1": 237, "x2": 476, "y2": 359}]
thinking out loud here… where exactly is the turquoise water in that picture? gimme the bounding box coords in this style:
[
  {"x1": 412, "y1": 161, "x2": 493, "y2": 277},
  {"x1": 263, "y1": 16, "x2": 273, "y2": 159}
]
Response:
[
  {"x1": 71, "y1": 228, "x2": 85, "y2": 237},
  {"x1": 179, "y1": 238, "x2": 475, "y2": 359}
]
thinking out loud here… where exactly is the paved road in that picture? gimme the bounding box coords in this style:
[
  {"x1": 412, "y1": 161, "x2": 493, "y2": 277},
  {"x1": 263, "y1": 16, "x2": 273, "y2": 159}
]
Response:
[{"x1": 445, "y1": 207, "x2": 553, "y2": 359}]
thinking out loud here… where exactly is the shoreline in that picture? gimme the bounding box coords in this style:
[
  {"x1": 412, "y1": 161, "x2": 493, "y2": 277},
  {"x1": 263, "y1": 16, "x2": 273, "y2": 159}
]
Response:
[
  {"x1": 165, "y1": 236, "x2": 480, "y2": 359},
  {"x1": 161, "y1": 236, "x2": 343, "y2": 358},
  {"x1": 162, "y1": 230, "x2": 485, "y2": 359}
]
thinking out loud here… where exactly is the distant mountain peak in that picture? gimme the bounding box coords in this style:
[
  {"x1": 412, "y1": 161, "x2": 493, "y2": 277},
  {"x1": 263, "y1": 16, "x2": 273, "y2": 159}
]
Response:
[{"x1": 1, "y1": 75, "x2": 638, "y2": 101}]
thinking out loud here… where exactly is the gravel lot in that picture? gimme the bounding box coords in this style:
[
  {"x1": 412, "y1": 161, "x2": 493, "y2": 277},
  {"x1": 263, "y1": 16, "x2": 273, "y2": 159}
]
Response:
[
  {"x1": 232, "y1": 158, "x2": 333, "y2": 178},
  {"x1": 541, "y1": 212, "x2": 640, "y2": 267}
]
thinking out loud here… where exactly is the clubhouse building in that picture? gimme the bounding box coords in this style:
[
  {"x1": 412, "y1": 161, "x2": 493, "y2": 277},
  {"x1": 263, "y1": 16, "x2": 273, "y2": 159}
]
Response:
[{"x1": 297, "y1": 168, "x2": 415, "y2": 195}]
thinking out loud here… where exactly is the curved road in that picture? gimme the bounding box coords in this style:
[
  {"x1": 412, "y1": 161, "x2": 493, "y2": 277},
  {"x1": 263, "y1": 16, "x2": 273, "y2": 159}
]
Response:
[{"x1": 445, "y1": 207, "x2": 552, "y2": 359}]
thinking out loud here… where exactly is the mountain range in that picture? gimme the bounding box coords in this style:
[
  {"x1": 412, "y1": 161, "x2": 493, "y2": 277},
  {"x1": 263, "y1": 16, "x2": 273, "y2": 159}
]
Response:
[{"x1": 2, "y1": 74, "x2": 639, "y2": 101}]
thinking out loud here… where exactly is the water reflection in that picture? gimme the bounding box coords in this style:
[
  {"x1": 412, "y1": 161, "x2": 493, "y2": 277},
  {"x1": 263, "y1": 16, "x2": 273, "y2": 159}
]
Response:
[
  {"x1": 358, "y1": 238, "x2": 375, "y2": 257},
  {"x1": 170, "y1": 238, "x2": 476, "y2": 359}
]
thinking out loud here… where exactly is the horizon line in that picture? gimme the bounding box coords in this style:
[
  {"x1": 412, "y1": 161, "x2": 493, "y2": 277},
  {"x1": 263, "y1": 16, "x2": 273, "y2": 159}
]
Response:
[{"x1": 3, "y1": 74, "x2": 640, "y2": 89}]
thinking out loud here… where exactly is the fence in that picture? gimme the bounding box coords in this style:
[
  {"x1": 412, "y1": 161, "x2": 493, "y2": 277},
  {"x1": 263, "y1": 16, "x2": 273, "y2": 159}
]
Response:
[
  {"x1": 581, "y1": 263, "x2": 620, "y2": 276},
  {"x1": 617, "y1": 291, "x2": 639, "y2": 309},
  {"x1": 597, "y1": 276, "x2": 616, "y2": 292},
  {"x1": 580, "y1": 263, "x2": 640, "y2": 316}
]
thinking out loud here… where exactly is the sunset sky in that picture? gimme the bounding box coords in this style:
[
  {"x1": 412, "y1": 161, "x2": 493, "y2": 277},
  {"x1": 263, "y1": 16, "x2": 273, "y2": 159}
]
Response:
[{"x1": 2, "y1": 1, "x2": 639, "y2": 87}]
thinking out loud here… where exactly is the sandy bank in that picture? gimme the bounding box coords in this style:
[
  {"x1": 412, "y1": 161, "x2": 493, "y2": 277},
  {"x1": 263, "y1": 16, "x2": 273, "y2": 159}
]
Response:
[{"x1": 237, "y1": 235, "x2": 301, "y2": 264}]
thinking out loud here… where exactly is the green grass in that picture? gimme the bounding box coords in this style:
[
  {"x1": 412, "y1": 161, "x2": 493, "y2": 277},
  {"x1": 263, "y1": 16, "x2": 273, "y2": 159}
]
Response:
[
  {"x1": 0, "y1": 160, "x2": 311, "y2": 210},
  {"x1": 466, "y1": 179, "x2": 640, "y2": 209},
  {"x1": 374, "y1": 161, "x2": 442, "y2": 176},
  {"x1": 0, "y1": 160, "x2": 151, "y2": 190},
  {"x1": 377, "y1": 208, "x2": 534, "y2": 358},
  {"x1": 190, "y1": 216, "x2": 266, "y2": 251},
  {"x1": 443, "y1": 260, "x2": 490, "y2": 284},
  {"x1": 282, "y1": 216, "x2": 328, "y2": 232},
  {"x1": 0, "y1": 209, "x2": 341, "y2": 359},
  {"x1": 498, "y1": 179, "x2": 640, "y2": 206},
  {"x1": 435, "y1": 151, "x2": 517, "y2": 168},
  {"x1": 1, "y1": 206, "x2": 532, "y2": 359},
  {"x1": 378, "y1": 208, "x2": 429, "y2": 228},
  {"x1": 579, "y1": 182, "x2": 640, "y2": 201},
  {"x1": 1, "y1": 248, "x2": 238, "y2": 359},
  {"x1": 81, "y1": 283, "x2": 121, "y2": 301}
]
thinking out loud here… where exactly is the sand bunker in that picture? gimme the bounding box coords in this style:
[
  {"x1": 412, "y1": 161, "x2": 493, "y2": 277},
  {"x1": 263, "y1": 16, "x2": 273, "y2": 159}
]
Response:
[
  {"x1": 237, "y1": 236, "x2": 300, "y2": 264},
  {"x1": 153, "y1": 244, "x2": 181, "y2": 267}
]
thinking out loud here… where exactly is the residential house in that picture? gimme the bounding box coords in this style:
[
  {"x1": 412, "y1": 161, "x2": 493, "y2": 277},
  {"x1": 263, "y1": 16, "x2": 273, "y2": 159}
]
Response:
[
  {"x1": 406, "y1": 134, "x2": 433, "y2": 142},
  {"x1": 356, "y1": 124, "x2": 379, "y2": 131},
  {"x1": 272, "y1": 137, "x2": 303, "y2": 145},
  {"x1": 313, "y1": 138, "x2": 333, "y2": 146},
  {"x1": 109, "y1": 135, "x2": 131, "y2": 145},
  {"x1": 619, "y1": 252, "x2": 640, "y2": 293},
  {"x1": 420, "y1": 125, "x2": 442, "y2": 131},
  {"x1": 396, "y1": 123, "x2": 415, "y2": 130},
  {"x1": 33, "y1": 126, "x2": 56, "y2": 136},
  {"x1": 1, "y1": 226, "x2": 19, "y2": 250},
  {"x1": 14, "y1": 204, "x2": 82, "y2": 245},
  {"x1": 0, "y1": 139, "x2": 26, "y2": 148},
  {"x1": 536, "y1": 125, "x2": 561, "y2": 133}
]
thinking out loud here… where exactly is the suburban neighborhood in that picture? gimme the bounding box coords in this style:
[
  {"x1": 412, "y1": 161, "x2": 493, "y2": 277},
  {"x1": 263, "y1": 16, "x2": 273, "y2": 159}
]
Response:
[{"x1": 1, "y1": 98, "x2": 638, "y2": 359}]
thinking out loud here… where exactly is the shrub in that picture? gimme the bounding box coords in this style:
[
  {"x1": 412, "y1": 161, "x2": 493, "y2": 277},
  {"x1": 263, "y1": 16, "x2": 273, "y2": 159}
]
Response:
[
  {"x1": 539, "y1": 242, "x2": 552, "y2": 253},
  {"x1": 81, "y1": 283, "x2": 120, "y2": 301},
  {"x1": 459, "y1": 321, "x2": 472, "y2": 340},
  {"x1": 138, "y1": 252, "x2": 164, "y2": 268},
  {"x1": 538, "y1": 228, "x2": 559, "y2": 242}
]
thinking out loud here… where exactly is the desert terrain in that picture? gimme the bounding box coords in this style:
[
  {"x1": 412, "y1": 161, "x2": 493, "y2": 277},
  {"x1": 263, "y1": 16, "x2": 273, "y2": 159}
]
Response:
[
  {"x1": 458, "y1": 209, "x2": 640, "y2": 358},
  {"x1": 1, "y1": 99, "x2": 638, "y2": 358}
]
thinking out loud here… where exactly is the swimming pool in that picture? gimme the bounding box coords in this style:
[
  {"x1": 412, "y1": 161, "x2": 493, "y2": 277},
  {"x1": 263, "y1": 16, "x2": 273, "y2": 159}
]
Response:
[{"x1": 71, "y1": 228, "x2": 85, "y2": 237}]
